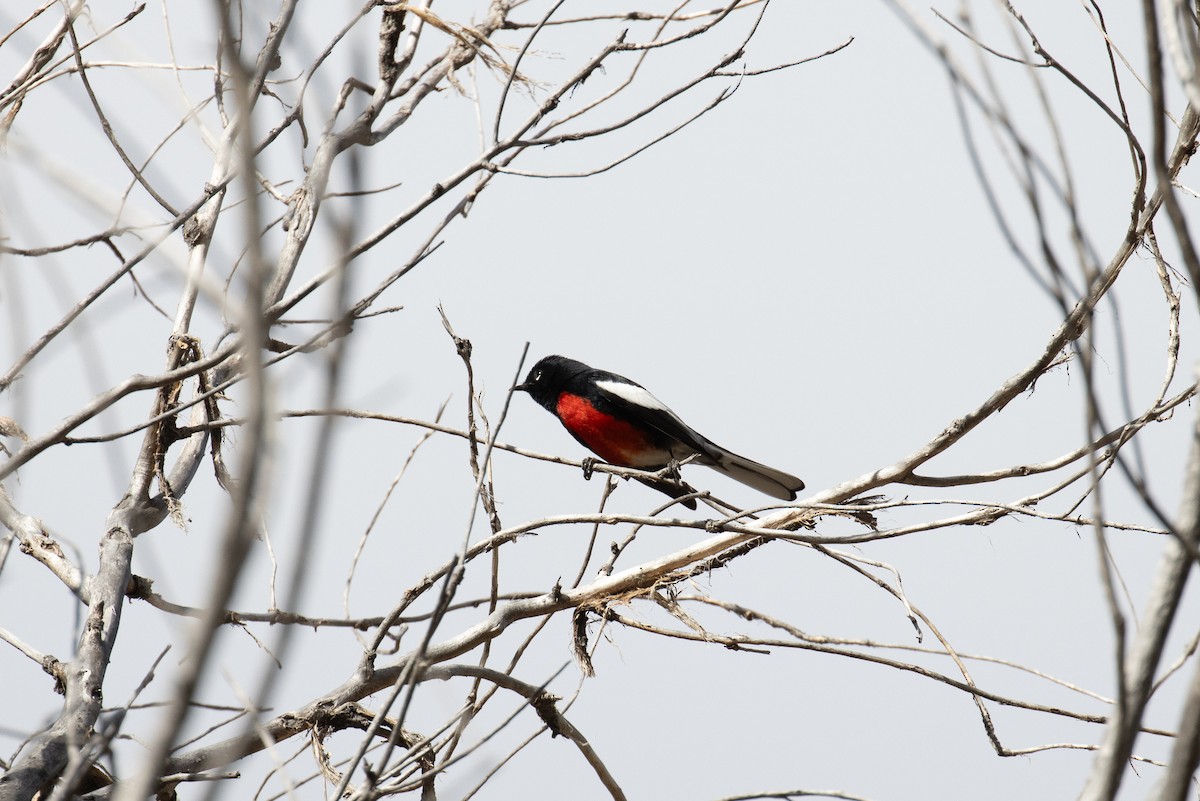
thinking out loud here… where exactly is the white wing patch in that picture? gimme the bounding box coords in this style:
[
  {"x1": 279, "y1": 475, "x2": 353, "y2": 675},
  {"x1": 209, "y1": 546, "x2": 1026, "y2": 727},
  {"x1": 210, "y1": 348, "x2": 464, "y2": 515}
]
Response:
[{"x1": 595, "y1": 379, "x2": 671, "y2": 412}]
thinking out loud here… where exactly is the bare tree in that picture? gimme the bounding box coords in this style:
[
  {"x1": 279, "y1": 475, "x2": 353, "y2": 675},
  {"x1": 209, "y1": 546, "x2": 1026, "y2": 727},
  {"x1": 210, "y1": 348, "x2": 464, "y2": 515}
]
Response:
[{"x1": 0, "y1": 1, "x2": 1198, "y2": 800}]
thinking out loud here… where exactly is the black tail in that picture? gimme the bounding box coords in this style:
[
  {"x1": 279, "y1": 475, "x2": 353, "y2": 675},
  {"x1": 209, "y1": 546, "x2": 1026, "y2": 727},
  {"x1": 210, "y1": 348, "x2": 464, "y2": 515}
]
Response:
[
  {"x1": 706, "y1": 449, "x2": 804, "y2": 501},
  {"x1": 633, "y1": 475, "x2": 699, "y2": 510}
]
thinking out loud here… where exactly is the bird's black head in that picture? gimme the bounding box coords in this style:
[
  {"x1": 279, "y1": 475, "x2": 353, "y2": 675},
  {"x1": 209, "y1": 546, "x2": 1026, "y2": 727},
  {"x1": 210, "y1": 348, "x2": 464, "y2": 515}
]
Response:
[{"x1": 514, "y1": 355, "x2": 591, "y2": 410}]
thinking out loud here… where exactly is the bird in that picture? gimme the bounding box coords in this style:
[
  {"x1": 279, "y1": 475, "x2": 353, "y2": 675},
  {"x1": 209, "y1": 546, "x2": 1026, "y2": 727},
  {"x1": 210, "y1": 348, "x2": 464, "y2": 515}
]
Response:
[{"x1": 514, "y1": 355, "x2": 804, "y2": 509}]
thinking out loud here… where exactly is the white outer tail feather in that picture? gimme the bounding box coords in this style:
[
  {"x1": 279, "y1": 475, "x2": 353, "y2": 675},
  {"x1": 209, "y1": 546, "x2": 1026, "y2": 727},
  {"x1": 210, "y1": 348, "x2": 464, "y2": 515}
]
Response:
[{"x1": 709, "y1": 451, "x2": 801, "y2": 501}]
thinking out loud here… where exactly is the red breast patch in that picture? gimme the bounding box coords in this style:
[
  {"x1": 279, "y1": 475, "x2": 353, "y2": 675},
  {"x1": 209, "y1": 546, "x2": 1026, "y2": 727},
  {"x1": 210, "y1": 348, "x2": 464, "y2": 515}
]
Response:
[{"x1": 556, "y1": 392, "x2": 657, "y2": 467}]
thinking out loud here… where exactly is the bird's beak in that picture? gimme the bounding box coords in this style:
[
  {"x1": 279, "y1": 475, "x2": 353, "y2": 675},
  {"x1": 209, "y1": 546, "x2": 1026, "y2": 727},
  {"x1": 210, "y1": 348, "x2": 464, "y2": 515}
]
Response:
[{"x1": 512, "y1": 381, "x2": 530, "y2": 393}]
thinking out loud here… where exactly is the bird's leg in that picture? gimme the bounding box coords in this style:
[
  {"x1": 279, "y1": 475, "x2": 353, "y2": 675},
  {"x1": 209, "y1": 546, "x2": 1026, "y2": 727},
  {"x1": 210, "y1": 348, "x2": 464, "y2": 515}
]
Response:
[
  {"x1": 660, "y1": 459, "x2": 683, "y2": 483},
  {"x1": 660, "y1": 454, "x2": 698, "y2": 482},
  {"x1": 581, "y1": 456, "x2": 597, "y2": 481}
]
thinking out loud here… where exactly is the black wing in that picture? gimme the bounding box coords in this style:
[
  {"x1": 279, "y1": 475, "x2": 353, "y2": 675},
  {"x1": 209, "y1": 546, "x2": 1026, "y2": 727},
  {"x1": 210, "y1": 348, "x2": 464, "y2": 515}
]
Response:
[{"x1": 590, "y1": 375, "x2": 804, "y2": 501}]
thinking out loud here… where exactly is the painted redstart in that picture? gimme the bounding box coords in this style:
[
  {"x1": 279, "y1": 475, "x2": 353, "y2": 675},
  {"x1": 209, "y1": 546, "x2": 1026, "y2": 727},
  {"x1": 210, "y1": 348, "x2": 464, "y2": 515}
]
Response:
[{"x1": 514, "y1": 355, "x2": 804, "y2": 508}]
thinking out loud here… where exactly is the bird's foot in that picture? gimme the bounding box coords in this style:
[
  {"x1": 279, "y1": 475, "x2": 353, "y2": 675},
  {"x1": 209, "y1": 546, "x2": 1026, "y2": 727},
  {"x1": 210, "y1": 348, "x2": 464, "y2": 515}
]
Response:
[
  {"x1": 661, "y1": 459, "x2": 683, "y2": 482},
  {"x1": 581, "y1": 456, "x2": 597, "y2": 481}
]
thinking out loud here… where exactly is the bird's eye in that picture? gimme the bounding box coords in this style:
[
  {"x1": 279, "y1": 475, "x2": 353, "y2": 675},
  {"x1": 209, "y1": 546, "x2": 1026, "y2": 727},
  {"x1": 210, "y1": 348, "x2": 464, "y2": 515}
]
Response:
[{"x1": 533, "y1": 370, "x2": 542, "y2": 382}]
